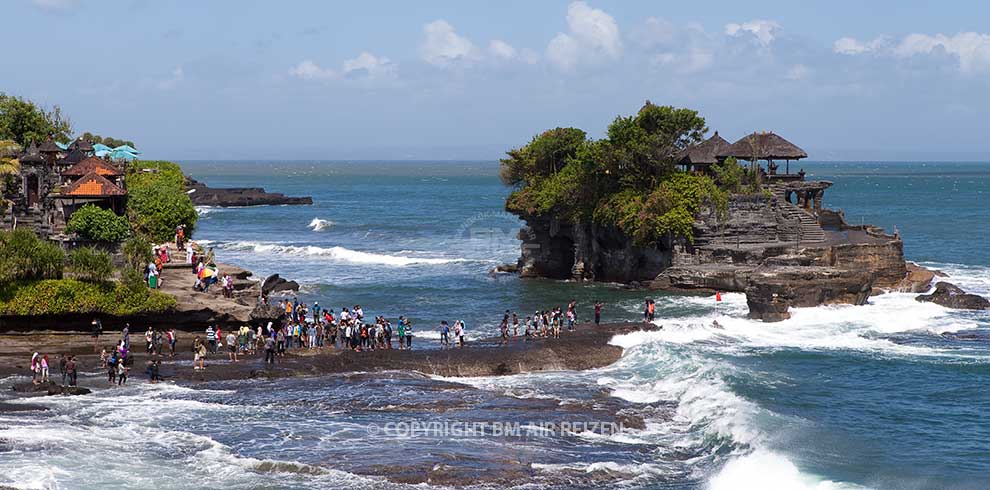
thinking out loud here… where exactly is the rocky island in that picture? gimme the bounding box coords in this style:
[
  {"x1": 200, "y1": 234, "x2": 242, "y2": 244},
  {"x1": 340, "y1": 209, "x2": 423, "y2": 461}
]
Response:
[
  {"x1": 501, "y1": 102, "x2": 979, "y2": 321},
  {"x1": 186, "y1": 177, "x2": 313, "y2": 207}
]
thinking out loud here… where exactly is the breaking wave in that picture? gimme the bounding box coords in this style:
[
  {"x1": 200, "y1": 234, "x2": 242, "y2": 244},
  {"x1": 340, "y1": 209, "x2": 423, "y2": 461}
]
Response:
[
  {"x1": 220, "y1": 241, "x2": 472, "y2": 267},
  {"x1": 308, "y1": 218, "x2": 334, "y2": 231}
]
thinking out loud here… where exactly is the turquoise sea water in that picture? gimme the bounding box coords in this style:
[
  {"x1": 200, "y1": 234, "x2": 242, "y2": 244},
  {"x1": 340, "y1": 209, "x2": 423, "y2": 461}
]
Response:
[{"x1": 1, "y1": 161, "x2": 987, "y2": 489}]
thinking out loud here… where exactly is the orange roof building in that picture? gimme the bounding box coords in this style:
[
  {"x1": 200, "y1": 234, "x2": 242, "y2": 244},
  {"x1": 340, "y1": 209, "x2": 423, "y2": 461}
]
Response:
[
  {"x1": 62, "y1": 157, "x2": 124, "y2": 178},
  {"x1": 61, "y1": 172, "x2": 127, "y2": 197}
]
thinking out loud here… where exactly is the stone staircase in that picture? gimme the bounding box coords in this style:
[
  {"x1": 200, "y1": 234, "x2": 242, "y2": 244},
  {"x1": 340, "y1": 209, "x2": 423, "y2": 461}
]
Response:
[
  {"x1": 779, "y1": 202, "x2": 825, "y2": 244},
  {"x1": 8, "y1": 207, "x2": 50, "y2": 237}
]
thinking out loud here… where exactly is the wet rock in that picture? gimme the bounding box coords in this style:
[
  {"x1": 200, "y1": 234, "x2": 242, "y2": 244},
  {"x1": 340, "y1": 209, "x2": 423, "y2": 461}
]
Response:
[
  {"x1": 0, "y1": 402, "x2": 48, "y2": 413},
  {"x1": 261, "y1": 274, "x2": 300, "y2": 294},
  {"x1": 12, "y1": 381, "x2": 91, "y2": 396},
  {"x1": 746, "y1": 266, "x2": 873, "y2": 322},
  {"x1": 916, "y1": 282, "x2": 990, "y2": 310},
  {"x1": 490, "y1": 263, "x2": 519, "y2": 274},
  {"x1": 892, "y1": 262, "x2": 938, "y2": 293}
]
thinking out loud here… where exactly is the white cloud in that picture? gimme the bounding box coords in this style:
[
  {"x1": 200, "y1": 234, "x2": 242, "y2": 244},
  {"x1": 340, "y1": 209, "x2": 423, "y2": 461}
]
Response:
[
  {"x1": 487, "y1": 40, "x2": 540, "y2": 65},
  {"x1": 156, "y1": 66, "x2": 184, "y2": 90},
  {"x1": 489, "y1": 40, "x2": 516, "y2": 60},
  {"x1": 290, "y1": 52, "x2": 396, "y2": 82},
  {"x1": 289, "y1": 60, "x2": 336, "y2": 80},
  {"x1": 786, "y1": 64, "x2": 810, "y2": 80},
  {"x1": 653, "y1": 48, "x2": 714, "y2": 74},
  {"x1": 547, "y1": 1, "x2": 622, "y2": 70},
  {"x1": 725, "y1": 19, "x2": 781, "y2": 46},
  {"x1": 342, "y1": 52, "x2": 396, "y2": 79},
  {"x1": 420, "y1": 20, "x2": 479, "y2": 67},
  {"x1": 833, "y1": 36, "x2": 888, "y2": 55},
  {"x1": 835, "y1": 32, "x2": 990, "y2": 73},
  {"x1": 895, "y1": 32, "x2": 990, "y2": 72}
]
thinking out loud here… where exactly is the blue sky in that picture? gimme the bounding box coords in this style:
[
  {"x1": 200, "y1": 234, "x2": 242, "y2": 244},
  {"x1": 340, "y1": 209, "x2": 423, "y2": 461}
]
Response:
[{"x1": 6, "y1": 0, "x2": 990, "y2": 160}]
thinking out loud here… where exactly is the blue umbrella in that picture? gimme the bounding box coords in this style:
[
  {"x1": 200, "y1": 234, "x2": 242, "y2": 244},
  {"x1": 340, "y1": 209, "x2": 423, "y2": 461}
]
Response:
[
  {"x1": 112, "y1": 144, "x2": 140, "y2": 154},
  {"x1": 110, "y1": 149, "x2": 138, "y2": 161}
]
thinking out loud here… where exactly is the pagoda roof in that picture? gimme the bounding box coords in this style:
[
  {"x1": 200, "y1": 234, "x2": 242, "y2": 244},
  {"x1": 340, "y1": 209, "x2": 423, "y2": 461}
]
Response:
[
  {"x1": 68, "y1": 138, "x2": 94, "y2": 152},
  {"x1": 676, "y1": 131, "x2": 731, "y2": 165},
  {"x1": 19, "y1": 143, "x2": 45, "y2": 164},
  {"x1": 38, "y1": 137, "x2": 61, "y2": 153},
  {"x1": 63, "y1": 156, "x2": 124, "y2": 177},
  {"x1": 62, "y1": 148, "x2": 87, "y2": 165},
  {"x1": 61, "y1": 172, "x2": 127, "y2": 197},
  {"x1": 718, "y1": 132, "x2": 808, "y2": 161}
]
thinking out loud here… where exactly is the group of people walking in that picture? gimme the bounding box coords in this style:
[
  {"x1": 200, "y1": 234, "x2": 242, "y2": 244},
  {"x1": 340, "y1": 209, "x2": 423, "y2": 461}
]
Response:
[{"x1": 29, "y1": 352, "x2": 78, "y2": 387}]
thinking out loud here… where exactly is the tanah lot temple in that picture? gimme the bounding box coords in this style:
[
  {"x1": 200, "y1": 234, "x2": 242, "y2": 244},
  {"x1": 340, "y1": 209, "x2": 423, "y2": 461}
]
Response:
[{"x1": 3, "y1": 137, "x2": 137, "y2": 239}]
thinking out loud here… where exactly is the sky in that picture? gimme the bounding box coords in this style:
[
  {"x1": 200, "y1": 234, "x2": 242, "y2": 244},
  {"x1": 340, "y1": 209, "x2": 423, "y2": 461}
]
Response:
[{"x1": 5, "y1": 0, "x2": 990, "y2": 161}]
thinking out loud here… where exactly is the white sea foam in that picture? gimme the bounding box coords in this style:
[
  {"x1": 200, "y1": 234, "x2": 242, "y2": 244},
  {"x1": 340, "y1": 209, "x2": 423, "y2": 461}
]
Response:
[
  {"x1": 195, "y1": 206, "x2": 215, "y2": 216},
  {"x1": 709, "y1": 450, "x2": 864, "y2": 490},
  {"x1": 308, "y1": 218, "x2": 334, "y2": 231},
  {"x1": 221, "y1": 241, "x2": 472, "y2": 266}
]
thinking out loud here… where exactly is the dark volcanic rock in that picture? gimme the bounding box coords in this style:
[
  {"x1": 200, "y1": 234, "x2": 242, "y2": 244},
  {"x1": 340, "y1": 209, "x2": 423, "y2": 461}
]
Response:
[
  {"x1": 186, "y1": 177, "x2": 312, "y2": 207},
  {"x1": 12, "y1": 381, "x2": 91, "y2": 396},
  {"x1": 916, "y1": 282, "x2": 990, "y2": 310},
  {"x1": 745, "y1": 266, "x2": 874, "y2": 322},
  {"x1": 261, "y1": 274, "x2": 300, "y2": 294},
  {"x1": 517, "y1": 216, "x2": 671, "y2": 282}
]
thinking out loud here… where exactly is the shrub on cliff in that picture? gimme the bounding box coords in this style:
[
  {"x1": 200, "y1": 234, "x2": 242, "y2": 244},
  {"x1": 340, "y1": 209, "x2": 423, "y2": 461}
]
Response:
[
  {"x1": 65, "y1": 204, "x2": 130, "y2": 242},
  {"x1": 122, "y1": 235, "x2": 153, "y2": 271},
  {"x1": 0, "y1": 229, "x2": 64, "y2": 282},
  {"x1": 502, "y1": 102, "x2": 726, "y2": 243},
  {"x1": 126, "y1": 160, "x2": 197, "y2": 242},
  {"x1": 0, "y1": 278, "x2": 176, "y2": 316},
  {"x1": 66, "y1": 247, "x2": 113, "y2": 282}
]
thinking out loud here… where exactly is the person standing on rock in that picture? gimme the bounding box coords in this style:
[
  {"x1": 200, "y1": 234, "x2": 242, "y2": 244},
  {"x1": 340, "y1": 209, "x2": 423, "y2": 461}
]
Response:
[
  {"x1": 117, "y1": 358, "x2": 128, "y2": 386},
  {"x1": 594, "y1": 302, "x2": 603, "y2": 326},
  {"x1": 264, "y1": 335, "x2": 276, "y2": 366},
  {"x1": 206, "y1": 326, "x2": 218, "y2": 354},
  {"x1": 66, "y1": 356, "x2": 78, "y2": 387},
  {"x1": 405, "y1": 319, "x2": 413, "y2": 350},
  {"x1": 512, "y1": 313, "x2": 519, "y2": 337},
  {"x1": 58, "y1": 353, "x2": 68, "y2": 386},
  {"x1": 439, "y1": 321, "x2": 450, "y2": 348},
  {"x1": 193, "y1": 337, "x2": 207, "y2": 370},
  {"x1": 91, "y1": 318, "x2": 102, "y2": 352},
  {"x1": 30, "y1": 353, "x2": 40, "y2": 385},
  {"x1": 226, "y1": 331, "x2": 238, "y2": 363},
  {"x1": 167, "y1": 328, "x2": 177, "y2": 357},
  {"x1": 40, "y1": 355, "x2": 50, "y2": 384}
]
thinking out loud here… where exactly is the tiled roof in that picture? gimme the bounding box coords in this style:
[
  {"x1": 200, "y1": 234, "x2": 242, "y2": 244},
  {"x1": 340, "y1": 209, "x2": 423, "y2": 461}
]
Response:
[
  {"x1": 63, "y1": 157, "x2": 124, "y2": 177},
  {"x1": 62, "y1": 172, "x2": 127, "y2": 197}
]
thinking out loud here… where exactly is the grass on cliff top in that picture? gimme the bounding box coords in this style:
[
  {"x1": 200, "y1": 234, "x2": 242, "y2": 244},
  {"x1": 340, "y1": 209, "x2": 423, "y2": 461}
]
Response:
[{"x1": 0, "y1": 278, "x2": 176, "y2": 316}]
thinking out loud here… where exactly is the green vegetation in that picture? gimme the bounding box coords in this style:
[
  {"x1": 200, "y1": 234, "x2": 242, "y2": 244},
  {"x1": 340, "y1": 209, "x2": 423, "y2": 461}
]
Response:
[
  {"x1": 0, "y1": 279, "x2": 176, "y2": 316},
  {"x1": 502, "y1": 102, "x2": 728, "y2": 244},
  {"x1": 0, "y1": 229, "x2": 65, "y2": 282},
  {"x1": 0, "y1": 230, "x2": 175, "y2": 316},
  {"x1": 66, "y1": 247, "x2": 114, "y2": 282},
  {"x1": 122, "y1": 235, "x2": 153, "y2": 271},
  {"x1": 126, "y1": 160, "x2": 197, "y2": 242},
  {"x1": 65, "y1": 204, "x2": 130, "y2": 242},
  {"x1": 0, "y1": 93, "x2": 72, "y2": 145},
  {"x1": 79, "y1": 132, "x2": 135, "y2": 149}
]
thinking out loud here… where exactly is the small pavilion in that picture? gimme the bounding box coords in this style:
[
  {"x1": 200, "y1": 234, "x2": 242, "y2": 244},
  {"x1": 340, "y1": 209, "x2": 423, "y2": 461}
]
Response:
[
  {"x1": 676, "y1": 131, "x2": 730, "y2": 174},
  {"x1": 718, "y1": 131, "x2": 808, "y2": 180}
]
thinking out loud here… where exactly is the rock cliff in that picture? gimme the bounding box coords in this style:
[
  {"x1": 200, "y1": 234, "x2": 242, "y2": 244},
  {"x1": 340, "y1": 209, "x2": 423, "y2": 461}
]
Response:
[{"x1": 513, "y1": 181, "x2": 916, "y2": 321}]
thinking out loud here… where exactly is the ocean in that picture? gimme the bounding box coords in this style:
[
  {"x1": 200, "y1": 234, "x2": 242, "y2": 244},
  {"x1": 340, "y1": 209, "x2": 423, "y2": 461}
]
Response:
[{"x1": 1, "y1": 161, "x2": 988, "y2": 489}]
